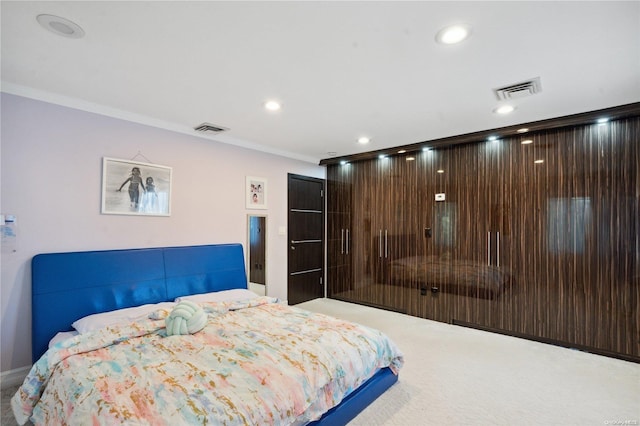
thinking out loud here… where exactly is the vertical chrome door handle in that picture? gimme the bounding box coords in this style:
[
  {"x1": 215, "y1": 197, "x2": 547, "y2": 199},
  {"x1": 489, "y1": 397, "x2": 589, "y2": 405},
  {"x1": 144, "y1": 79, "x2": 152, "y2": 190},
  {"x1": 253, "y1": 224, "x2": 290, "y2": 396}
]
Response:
[
  {"x1": 487, "y1": 232, "x2": 491, "y2": 266},
  {"x1": 497, "y1": 231, "x2": 500, "y2": 268},
  {"x1": 341, "y1": 229, "x2": 344, "y2": 254},
  {"x1": 385, "y1": 230, "x2": 388, "y2": 258},
  {"x1": 346, "y1": 229, "x2": 349, "y2": 254},
  {"x1": 379, "y1": 230, "x2": 383, "y2": 258}
]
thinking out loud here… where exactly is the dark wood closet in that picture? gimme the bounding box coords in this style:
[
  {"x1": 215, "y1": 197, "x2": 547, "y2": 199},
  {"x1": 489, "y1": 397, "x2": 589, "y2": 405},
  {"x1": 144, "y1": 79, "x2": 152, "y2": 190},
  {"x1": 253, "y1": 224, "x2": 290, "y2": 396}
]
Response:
[{"x1": 325, "y1": 106, "x2": 639, "y2": 362}]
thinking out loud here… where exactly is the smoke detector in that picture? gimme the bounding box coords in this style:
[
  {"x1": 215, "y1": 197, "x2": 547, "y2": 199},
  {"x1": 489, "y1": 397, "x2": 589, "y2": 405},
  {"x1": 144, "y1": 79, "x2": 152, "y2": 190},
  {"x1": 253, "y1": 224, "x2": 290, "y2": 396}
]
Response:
[
  {"x1": 494, "y1": 77, "x2": 542, "y2": 100},
  {"x1": 193, "y1": 123, "x2": 229, "y2": 133}
]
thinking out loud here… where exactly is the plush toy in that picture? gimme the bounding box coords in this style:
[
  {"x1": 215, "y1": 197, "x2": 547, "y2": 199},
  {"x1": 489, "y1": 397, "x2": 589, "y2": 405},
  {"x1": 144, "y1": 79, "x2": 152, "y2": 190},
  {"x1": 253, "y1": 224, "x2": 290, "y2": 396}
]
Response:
[{"x1": 165, "y1": 300, "x2": 207, "y2": 336}]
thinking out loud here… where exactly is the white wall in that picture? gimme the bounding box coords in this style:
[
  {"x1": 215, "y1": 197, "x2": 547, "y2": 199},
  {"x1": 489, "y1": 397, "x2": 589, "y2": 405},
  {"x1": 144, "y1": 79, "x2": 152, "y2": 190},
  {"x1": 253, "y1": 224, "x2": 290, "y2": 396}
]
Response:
[{"x1": 0, "y1": 93, "x2": 325, "y2": 372}]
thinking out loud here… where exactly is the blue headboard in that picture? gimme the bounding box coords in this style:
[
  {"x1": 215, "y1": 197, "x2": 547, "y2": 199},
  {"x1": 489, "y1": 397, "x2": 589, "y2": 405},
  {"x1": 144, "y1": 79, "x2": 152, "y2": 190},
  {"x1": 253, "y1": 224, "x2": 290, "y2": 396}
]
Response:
[{"x1": 31, "y1": 243, "x2": 247, "y2": 362}]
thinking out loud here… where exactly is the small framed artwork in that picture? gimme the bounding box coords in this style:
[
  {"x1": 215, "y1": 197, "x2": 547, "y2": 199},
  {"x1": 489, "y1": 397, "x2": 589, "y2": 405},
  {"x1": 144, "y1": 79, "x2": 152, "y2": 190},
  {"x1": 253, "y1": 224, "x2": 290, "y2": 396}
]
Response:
[
  {"x1": 101, "y1": 157, "x2": 172, "y2": 216},
  {"x1": 246, "y1": 176, "x2": 267, "y2": 209}
]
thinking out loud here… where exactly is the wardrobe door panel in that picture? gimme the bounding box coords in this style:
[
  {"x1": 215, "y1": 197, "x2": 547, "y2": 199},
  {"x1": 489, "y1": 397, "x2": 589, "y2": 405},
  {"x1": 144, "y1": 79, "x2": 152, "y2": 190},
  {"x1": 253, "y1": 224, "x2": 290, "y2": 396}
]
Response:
[
  {"x1": 369, "y1": 155, "x2": 417, "y2": 312},
  {"x1": 386, "y1": 155, "x2": 418, "y2": 312},
  {"x1": 352, "y1": 160, "x2": 383, "y2": 306},
  {"x1": 415, "y1": 148, "x2": 456, "y2": 322},
  {"x1": 499, "y1": 117, "x2": 639, "y2": 358},
  {"x1": 327, "y1": 164, "x2": 352, "y2": 297},
  {"x1": 449, "y1": 141, "x2": 511, "y2": 328},
  {"x1": 541, "y1": 120, "x2": 639, "y2": 356}
]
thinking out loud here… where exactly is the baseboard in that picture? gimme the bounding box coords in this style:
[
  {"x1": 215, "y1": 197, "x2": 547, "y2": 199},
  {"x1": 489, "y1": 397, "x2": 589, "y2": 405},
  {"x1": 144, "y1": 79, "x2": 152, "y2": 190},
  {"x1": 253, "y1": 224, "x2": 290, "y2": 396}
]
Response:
[
  {"x1": 452, "y1": 320, "x2": 640, "y2": 364},
  {"x1": 1, "y1": 366, "x2": 30, "y2": 389}
]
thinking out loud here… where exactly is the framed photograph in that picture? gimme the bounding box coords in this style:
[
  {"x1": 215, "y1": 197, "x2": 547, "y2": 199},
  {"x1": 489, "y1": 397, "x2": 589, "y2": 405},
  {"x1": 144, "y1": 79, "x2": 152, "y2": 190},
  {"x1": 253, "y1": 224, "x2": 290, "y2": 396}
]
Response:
[
  {"x1": 246, "y1": 176, "x2": 267, "y2": 209},
  {"x1": 101, "y1": 157, "x2": 172, "y2": 216}
]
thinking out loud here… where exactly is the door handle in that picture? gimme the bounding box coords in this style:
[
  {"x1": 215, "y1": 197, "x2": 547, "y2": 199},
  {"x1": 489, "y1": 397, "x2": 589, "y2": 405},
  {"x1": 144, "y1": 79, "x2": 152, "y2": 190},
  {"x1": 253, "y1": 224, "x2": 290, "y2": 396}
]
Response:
[
  {"x1": 341, "y1": 229, "x2": 344, "y2": 254},
  {"x1": 346, "y1": 229, "x2": 349, "y2": 254},
  {"x1": 385, "y1": 229, "x2": 388, "y2": 258},
  {"x1": 487, "y1": 232, "x2": 491, "y2": 266},
  {"x1": 497, "y1": 231, "x2": 500, "y2": 268}
]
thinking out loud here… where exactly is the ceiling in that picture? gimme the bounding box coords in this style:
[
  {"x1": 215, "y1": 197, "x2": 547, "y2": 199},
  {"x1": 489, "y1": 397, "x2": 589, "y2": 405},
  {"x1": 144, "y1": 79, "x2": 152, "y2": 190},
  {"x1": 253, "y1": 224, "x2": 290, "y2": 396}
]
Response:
[{"x1": 2, "y1": 1, "x2": 639, "y2": 164}]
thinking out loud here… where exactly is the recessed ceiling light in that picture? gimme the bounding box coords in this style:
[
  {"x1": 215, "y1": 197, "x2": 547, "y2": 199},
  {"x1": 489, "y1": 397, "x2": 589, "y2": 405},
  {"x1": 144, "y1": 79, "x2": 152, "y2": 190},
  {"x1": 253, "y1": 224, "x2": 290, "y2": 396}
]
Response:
[
  {"x1": 36, "y1": 14, "x2": 85, "y2": 38},
  {"x1": 487, "y1": 136, "x2": 498, "y2": 142},
  {"x1": 517, "y1": 128, "x2": 529, "y2": 133},
  {"x1": 398, "y1": 149, "x2": 406, "y2": 154},
  {"x1": 435, "y1": 24, "x2": 471, "y2": 45},
  {"x1": 264, "y1": 100, "x2": 281, "y2": 111},
  {"x1": 437, "y1": 169, "x2": 445, "y2": 174},
  {"x1": 378, "y1": 154, "x2": 387, "y2": 159},
  {"x1": 494, "y1": 105, "x2": 516, "y2": 115},
  {"x1": 597, "y1": 117, "x2": 609, "y2": 125},
  {"x1": 358, "y1": 137, "x2": 370, "y2": 145},
  {"x1": 406, "y1": 157, "x2": 415, "y2": 161},
  {"x1": 521, "y1": 139, "x2": 533, "y2": 145}
]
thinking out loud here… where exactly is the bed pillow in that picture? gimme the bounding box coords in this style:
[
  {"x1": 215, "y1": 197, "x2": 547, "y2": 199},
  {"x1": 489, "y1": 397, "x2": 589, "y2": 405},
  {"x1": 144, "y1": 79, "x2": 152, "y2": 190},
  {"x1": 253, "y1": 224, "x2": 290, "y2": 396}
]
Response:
[
  {"x1": 175, "y1": 288, "x2": 258, "y2": 303},
  {"x1": 72, "y1": 302, "x2": 176, "y2": 334}
]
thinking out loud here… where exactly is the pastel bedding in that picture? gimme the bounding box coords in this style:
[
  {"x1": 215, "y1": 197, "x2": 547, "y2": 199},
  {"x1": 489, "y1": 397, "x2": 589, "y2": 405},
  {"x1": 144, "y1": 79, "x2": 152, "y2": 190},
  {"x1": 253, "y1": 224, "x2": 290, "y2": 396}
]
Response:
[{"x1": 13, "y1": 297, "x2": 403, "y2": 425}]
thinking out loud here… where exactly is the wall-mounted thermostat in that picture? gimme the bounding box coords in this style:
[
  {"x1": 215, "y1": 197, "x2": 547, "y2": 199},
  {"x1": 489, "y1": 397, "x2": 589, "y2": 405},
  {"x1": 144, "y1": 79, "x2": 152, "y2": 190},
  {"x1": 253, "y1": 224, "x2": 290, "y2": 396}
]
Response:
[{"x1": 435, "y1": 193, "x2": 446, "y2": 201}]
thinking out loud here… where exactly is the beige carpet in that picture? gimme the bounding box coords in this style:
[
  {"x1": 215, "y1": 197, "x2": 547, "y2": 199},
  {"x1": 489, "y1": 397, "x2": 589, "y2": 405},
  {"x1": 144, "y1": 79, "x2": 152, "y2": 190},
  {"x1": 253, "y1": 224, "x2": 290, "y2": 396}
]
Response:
[
  {"x1": 298, "y1": 298, "x2": 640, "y2": 426},
  {"x1": 3, "y1": 298, "x2": 639, "y2": 425}
]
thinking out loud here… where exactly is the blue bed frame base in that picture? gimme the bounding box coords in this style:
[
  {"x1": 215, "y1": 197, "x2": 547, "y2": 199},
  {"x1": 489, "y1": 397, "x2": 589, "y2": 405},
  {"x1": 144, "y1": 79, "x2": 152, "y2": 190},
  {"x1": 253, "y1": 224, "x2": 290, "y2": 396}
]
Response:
[
  {"x1": 31, "y1": 243, "x2": 398, "y2": 425},
  {"x1": 311, "y1": 367, "x2": 398, "y2": 425}
]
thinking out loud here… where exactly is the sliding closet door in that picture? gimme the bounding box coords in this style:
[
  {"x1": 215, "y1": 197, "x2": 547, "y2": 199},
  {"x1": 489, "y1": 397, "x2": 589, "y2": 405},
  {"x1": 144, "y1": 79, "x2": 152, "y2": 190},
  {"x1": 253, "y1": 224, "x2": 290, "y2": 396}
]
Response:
[
  {"x1": 327, "y1": 164, "x2": 352, "y2": 298},
  {"x1": 354, "y1": 155, "x2": 416, "y2": 312},
  {"x1": 530, "y1": 119, "x2": 639, "y2": 355},
  {"x1": 330, "y1": 155, "x2": 417, "y2": 313},
  {"x1": 346, "y1": 160, "x2": 377, "y2": 306},
  {"x1": 415, "y1": 147, "x2": 456, "y2": 322},
  {"x1": 493, "y1": 117, "x2": 639, "y2": 358},
  {"x1": 384, "y1": 154, "x2": 418, "y2": 312}
]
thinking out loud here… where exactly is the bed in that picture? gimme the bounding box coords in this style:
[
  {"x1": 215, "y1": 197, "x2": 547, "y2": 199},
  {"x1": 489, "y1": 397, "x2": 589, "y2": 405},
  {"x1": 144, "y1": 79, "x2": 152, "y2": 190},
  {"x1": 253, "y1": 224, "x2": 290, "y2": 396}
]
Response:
[
  {"x1": 390, "y1": 254, "x2": 511, "y2": 299},
  {"x1": 12, "y1": 243, "x2": 403, "y2": 425}
]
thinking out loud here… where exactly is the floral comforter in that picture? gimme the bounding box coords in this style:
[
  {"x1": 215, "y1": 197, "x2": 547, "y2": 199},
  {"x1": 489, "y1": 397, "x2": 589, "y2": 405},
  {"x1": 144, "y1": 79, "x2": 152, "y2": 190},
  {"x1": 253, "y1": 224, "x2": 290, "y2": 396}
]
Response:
[{"x1": 12, "y1": 297, "x2": 403, "y2": 425}]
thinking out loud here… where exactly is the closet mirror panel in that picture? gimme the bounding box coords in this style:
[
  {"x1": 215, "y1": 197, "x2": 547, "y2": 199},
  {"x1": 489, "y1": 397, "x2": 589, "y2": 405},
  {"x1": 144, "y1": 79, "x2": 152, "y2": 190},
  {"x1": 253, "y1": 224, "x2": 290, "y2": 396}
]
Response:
[{"x1": 247, "y1": 214, "x2": 267, "y2": 296}]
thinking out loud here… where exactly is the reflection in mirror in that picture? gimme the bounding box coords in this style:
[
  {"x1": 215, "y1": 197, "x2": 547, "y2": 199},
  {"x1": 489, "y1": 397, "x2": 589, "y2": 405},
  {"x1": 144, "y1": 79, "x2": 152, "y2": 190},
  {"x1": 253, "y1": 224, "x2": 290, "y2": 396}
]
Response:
[
  {"x1": 247, "y1": 215, "x2": 267, "y2": 296},
  {"x1": 547, "y1": 197, "x2": 591, "y2": 254}
]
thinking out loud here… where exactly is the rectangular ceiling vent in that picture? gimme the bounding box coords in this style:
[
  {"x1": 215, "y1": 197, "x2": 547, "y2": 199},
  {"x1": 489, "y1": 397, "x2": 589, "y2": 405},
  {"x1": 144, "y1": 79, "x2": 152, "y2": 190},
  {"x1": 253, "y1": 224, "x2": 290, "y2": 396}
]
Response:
[
  {"x1": 194, "y1": 122, "x2": 229, "y2": 133},
  {"x1": 494, "y1": 77, "x2": 542, "y2": 100}
]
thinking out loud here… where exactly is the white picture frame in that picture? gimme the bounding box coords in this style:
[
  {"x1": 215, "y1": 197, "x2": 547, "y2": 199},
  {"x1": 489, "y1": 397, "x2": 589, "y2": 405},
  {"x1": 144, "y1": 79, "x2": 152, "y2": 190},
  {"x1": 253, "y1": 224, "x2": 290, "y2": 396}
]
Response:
[
  {"x1": 246, "y1": 176, "x2": 267, "y2": 209},
  {"x1": 101, "y1": 157, "x2": 172, "y2": 216}
]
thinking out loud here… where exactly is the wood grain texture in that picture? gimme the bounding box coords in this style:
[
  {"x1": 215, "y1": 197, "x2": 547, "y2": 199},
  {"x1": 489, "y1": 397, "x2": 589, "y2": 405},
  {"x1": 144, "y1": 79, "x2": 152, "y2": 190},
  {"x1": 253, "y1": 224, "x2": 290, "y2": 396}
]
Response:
[{"x1": 327, "y1": 115, "x2": 639, "y2": 360}]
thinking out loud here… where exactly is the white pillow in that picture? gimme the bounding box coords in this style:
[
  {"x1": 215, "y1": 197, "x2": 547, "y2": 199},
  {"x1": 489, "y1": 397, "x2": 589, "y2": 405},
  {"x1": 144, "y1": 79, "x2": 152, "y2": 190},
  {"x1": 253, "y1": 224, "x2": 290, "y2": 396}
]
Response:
[
  {"x1": 49, "y1": 331, "x2": 79, "y2": 348},
  {"x1": 72, "y1": 302, "x2": 175, "y2": 334},
  {"x1": 175, "y1": 289, "x2": 258, "y2": 303}
]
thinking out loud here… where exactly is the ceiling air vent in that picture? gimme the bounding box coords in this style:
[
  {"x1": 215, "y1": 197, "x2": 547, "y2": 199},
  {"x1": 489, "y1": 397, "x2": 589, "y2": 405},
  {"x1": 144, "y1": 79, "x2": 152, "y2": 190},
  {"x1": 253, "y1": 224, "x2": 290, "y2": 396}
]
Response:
[
  {"x1": 194, "y1": 122, "x2": 229, "y2": 133},
  {"x1": 493, "y1": 77, "x2": 542, "y2": 100}
]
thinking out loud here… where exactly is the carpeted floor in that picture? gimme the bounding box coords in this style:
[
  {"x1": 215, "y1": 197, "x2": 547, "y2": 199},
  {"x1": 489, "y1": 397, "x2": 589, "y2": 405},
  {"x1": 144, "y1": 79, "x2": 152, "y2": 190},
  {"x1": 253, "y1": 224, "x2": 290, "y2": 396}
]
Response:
[
  {"x1": 3, "y1": 298, "x2": 639, "y2": 425},
  {"x1": 298, "y1": 299, "x2": 639, "y2": 426},
  {"x1": 2, "y1": 385, "x2": 30, "y2": 426}
]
